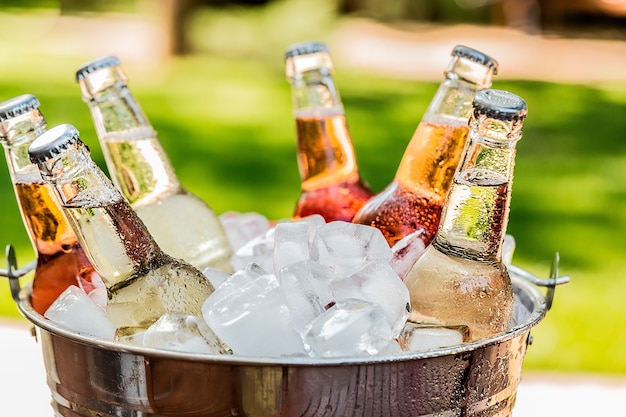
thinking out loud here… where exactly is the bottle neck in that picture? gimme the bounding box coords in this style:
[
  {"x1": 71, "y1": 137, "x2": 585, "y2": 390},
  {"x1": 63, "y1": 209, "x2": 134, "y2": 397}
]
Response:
[
  {"x1": 80, "y1": 75, "x2": 181, "y2": 206},
  {"x1": 290, "y1": 69, "x2": 359, "y2": 188},
  {"x1": 0, "y1": 111, "x2": 79, "y2": 256},
  {"x1": 39, "y1": 142, "x2": 162, "y2": 286},
  {"x1": 0, "y1": 110, "x2": 47, "y2": 181},
  {"x1": 433, "y1": 122, "x2": 520, "y2": 262},
  {"x1": 394, "y1": 63, "x2": 494, "y2": 195}
]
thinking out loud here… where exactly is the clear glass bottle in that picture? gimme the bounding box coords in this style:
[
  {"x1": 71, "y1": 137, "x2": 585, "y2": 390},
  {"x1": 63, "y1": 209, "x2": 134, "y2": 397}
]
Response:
[
  {"x1": 28, "y1": 124, "x2": 216, "y2": 330},
  {"x1": 353, "y1": 45, "x2": 498, "y2": 247},
  {"x1": 0, "y1": 95, "x2": 98, "y2": 315},
  {"x1": 75, "y1": 56, "x2": 232, "y2": 272},
  {"x1": 403, "y1": 89, "x2": 527, "y2": 342},
  {"x1": 286, "y1": 41, "x2": 374, "y2": 222}
]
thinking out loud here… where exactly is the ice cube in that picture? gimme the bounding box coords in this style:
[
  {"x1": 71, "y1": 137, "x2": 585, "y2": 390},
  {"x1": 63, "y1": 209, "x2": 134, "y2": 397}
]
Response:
[
  {"x1": 379, "y1": 339, "x2": 404, "y2": 355},
  {"x1": 310, "y1": 221, "x2": 392, "y2": 275},
  {"x1": 277, "y1": 260, "x2": 336, "y2": 332},
  {"x1": 141, "y1": 312, "x2": 229, "y2": 354},
  {"x1": 115, "y1": 328, "x2": 146, "y2": 347},
  {"x1": 202, "y1": 274, "x2": 306, "y2": 357},
  {"x1": 45, "y1": 285, "x2": 116, "y2": 340},
  {"x1": 329, "y1": 260, "x2": 410, "y2": 336},
  {"x1": 219, "y1": 211, "x2": 271, "y2": 251},
  {"x1": 273, "y1": 221, "x2": 310, "y2": 273},
  {"x1": 397, "y1": 323, "x2": 468, "y2": 352},
  {"x1": 211, "y1": 263, "x2": 265, "y2": 306},
  {"x1": 390, "y1": 229, "x2": 427, "y2": 280},
  {"x1": 511, "y1": 291, "x2": 532, "y2": 327},
  {"x1": 85, "y1": 272, "x2": 107, "y2": 312},
  {"x1": 203, "y1": 267, "x2": 232, "y2": 289},
  {"x1": 302, "y1": 299, "x2": 393, "y2": 358},
  {"x1": 230, "y1": 227, "x2": 275, "y2": 273},
  {"x1": 272, "y1": 215, "x2": 325, "y2": 271},
  {"x1": 502, "y1": 234, "x2": 516, "y2": 266}
]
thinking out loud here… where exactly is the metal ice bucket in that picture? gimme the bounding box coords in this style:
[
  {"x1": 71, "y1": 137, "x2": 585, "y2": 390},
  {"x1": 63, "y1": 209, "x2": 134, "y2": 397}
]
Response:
[{"x1": 3, "y1": 245, "x2": 569, "y2": 417}]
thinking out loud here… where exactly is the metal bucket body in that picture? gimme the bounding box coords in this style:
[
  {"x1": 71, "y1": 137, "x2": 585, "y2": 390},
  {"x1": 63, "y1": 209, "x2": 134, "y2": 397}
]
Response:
[{"x1": 17, "y1": 274, "x2": 547, "y2": 417}]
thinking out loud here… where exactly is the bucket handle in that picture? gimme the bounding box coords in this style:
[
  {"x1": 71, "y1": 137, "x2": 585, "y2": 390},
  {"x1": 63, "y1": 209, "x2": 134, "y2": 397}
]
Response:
[
  {"x1": 507, "y1": 252, "x2": 570, "y2": 310},
  {"x1": 1, "y1": 244, "x2": 570, "y2": 310},
  {"x1": 0, "y1": 244, "x2": 36, "y2": 302}
]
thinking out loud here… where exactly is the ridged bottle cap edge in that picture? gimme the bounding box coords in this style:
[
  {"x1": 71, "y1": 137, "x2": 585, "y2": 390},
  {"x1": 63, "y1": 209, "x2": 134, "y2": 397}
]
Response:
[
  {"x1": 29, "y1": 124, "x2": 82, "y2": 164},
  {"x1": 0, "y1": 94, "x2": 40, "y2": 122}
]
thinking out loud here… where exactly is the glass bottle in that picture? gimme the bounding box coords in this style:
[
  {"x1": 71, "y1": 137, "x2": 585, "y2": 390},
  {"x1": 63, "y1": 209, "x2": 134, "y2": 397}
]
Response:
[
  {"x1": 75, "y1": 56, "x2": 232, "y2": 272},
  {"x1": 353, "y1": 45, "x2": 499, "y2": 247},
  {"x1": 28, "y1": 124, "x2": 216, "y2": 330},
  {"x1": 285, "y1": 41, "x2": 374, "y2": 222},
  {"x1": 0, "y1": 95, "x2": 98, "y2": 315},
  {"x1": 403, "y1": 89, "x2": 527, "y2": 342}
]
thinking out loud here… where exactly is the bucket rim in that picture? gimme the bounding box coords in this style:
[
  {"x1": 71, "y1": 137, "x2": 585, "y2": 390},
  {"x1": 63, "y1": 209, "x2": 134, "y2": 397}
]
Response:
[{"x1": 16, "y1": 270, "x2": 548, "y2": 367}]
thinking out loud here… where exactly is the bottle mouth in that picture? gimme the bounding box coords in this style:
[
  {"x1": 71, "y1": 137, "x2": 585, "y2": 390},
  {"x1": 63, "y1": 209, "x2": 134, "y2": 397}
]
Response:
[
  {"x1": 0, "y1": 94, "x2": 40, "y2": 122},
  {"x1": 28, "y1": 124, "x2": 84, "y2": 165},
  {"x1": 285, "y1": 51, "x2": 334, "y2": 80},
  {"x1": 472, "y1": 90, "x2": 528, "y2": 122},
  {"x1": 285, "y1": 41, "x2": 330, "y2": 60},
  {"x1": 451, "y1": 45, "x2": 499, "y2": 75},
  {"x1": 76, "y1": 55, "x2": 122, "y2": 82}
]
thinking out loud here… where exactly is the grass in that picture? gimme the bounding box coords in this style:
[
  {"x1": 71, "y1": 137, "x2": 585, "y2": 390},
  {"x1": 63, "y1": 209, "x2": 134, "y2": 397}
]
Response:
[{"x1": 1, "y1": 8, "x2": 625, "y2": 375}]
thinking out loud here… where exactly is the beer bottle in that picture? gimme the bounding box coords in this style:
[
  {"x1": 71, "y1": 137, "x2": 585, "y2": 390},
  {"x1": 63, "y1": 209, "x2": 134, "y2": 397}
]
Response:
[
  {"x1": 403, "y1": 89, "x2": 527, "y2": 342},
  {"x1": 75, "y1": 56, "x2": 232, "y2": 272},
  {"x1": 28, "y1": 124, "x2": 215, "y2": 330},
  {"x1": 353, "y1": 45, "x2": 498, "y2": 247},
  {"x1": 285, "y1": 41, "x2": 374, "y2": 222},
  {"x1": 0, "y1": 95, "x2": 98, "y2": 315}
]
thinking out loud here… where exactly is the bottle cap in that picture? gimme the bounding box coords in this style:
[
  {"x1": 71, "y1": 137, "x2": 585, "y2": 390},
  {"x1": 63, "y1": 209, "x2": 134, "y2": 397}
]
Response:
[
  {"x1": 75, "y1": 55, "x2": 122, "y2": 82},
  {"x1": 452, "y1": 45, "x2": 499, "y2": 75},
  {"x1": 0, "y1": 94, "x2": 40, "y2": 122},
  {"x1": 285, "y1": 41, "x2": 329, "y2": 60},
  {"x1": 29, "y1": 124, "x2": 85, "y2": 164},
  {"x1": 472, "y1": 89, "x2": 528, "y2": 122}
]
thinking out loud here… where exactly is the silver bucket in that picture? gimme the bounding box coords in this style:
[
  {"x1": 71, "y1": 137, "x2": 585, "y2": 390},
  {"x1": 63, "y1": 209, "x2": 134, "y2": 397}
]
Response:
[{"x1": 3, "y1": 245, "x2": 569, "y2": 417}]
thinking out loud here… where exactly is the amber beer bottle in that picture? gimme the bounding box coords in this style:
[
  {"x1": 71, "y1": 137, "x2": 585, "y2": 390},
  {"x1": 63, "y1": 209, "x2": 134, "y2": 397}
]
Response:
[
  {"x1": 0, "y1": 95, "x2": 97, "y2": 315},
  {"x1": 404, "y1": 89, "x2": 527, "y2": 342},
  {"x1": 353, "y1": 45, "x2": 498, "y2": 247},
  {"x1": 75, "y1": 56, "x2": 232, "y2": 272},
  {"x1": 28, "y1": 124, "x2": 216, "y2": 330},
  {"x1": 285, "y1": 41, "x2": 374, "y2": 222}
]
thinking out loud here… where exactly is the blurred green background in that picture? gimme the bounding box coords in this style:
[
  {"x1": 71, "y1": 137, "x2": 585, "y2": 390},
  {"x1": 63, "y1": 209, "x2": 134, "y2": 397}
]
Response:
[{"x1": 1, "y1": 0, "x2": 625, "y2": 376}]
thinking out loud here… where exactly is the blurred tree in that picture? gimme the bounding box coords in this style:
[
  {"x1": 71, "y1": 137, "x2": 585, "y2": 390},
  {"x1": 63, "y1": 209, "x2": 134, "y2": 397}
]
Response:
[{"x1": 139, "y1": 0, "x2": 278, "y2": 55}]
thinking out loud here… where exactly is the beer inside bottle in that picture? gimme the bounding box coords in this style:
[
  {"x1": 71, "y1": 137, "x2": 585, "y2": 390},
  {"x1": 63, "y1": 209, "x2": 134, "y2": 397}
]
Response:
[
  {"x1": 0, "y1": 94, "x2": 96, "y2": 315},
  {"x1": 16, "y1": 182, "x2": 97, "y2": 313},
  {"x1": 353, "y1": 46, "x2": 498, "y2": 247},
  {"x1": 28, "y1": 124, "x2": 215, "y2": 330},
  {"x1": 404, "y1": 89, "x2": 527, "y2": 341},
  {"x1": 65, "y1": 196, "x2": 213, "y2": 328},
  {"x1": 286, "y1": 41, "x2": 374, "y2": 222},
  {"x1": 294, "y1": 109, "x2": 374, "y2": 221},
  {"x1": 103, "y1": 131, "x2": 233, "y2": 272},
  {"x1": 355, "y1": 118, "x2": 470, "y2": 247},
  {"x1": 76, "y1": 56, "x2": 232, "y2": 272}
]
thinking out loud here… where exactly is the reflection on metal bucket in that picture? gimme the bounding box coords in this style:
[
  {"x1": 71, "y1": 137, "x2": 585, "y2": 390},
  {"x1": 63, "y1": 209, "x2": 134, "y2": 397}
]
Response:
[{"x1": 3, "y1": 245, "x2": 569, "y2": 417}]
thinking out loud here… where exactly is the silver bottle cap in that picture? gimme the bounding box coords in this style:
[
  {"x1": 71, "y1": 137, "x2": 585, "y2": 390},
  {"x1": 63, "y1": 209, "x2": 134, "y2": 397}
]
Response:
[
  {"x1": 29, "y1": 124, "x2": 85, "y2": 164},
  {"x1": 452, "y1": 45, "x2": 499, "y2": 75},
  {"x1": 285, "y1": 41, "x2": 329, "y2": 60},
  {"x1": 0, "y1": 94, "x2": 40, "y2": 122},
  {"x1": 472, "y1": 89, "x2": 528, "y2": 122},
  {"x1": 75, "y1": 55, "x2": 122, "y2": 82}
]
